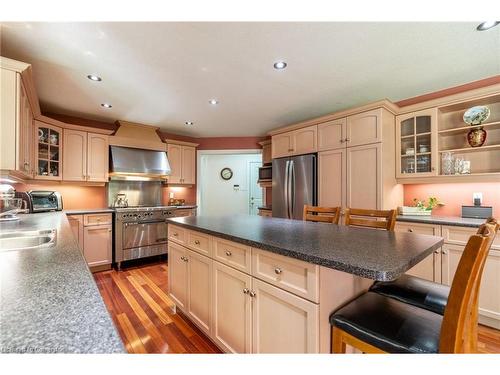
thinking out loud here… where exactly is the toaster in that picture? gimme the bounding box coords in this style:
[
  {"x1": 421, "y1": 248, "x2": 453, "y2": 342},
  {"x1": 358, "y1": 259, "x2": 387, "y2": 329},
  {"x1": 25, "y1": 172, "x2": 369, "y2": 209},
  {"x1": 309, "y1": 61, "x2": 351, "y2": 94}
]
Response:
[{"x1": 15, "y1": 190, "x2": 63, "y2": 213}]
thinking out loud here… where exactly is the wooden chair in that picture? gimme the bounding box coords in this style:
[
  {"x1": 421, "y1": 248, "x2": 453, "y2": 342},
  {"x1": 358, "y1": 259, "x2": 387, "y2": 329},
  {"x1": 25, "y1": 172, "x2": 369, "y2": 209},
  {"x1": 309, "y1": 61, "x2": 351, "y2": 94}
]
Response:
[
  {"x1": 303, "y1": 205, "x2": 341, "y2": 225},
  {"x1": 330, "y1": 218, "x2": 499, "y2": 353},
  {"x1": 344, "y1": 208, "x2": 396, "y2": 231}
]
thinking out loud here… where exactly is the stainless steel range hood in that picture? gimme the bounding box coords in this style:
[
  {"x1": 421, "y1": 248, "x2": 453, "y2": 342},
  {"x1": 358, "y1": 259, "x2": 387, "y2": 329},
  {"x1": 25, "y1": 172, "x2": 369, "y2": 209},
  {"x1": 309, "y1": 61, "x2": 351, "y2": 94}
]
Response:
[{"x1": 109, "y1": 146, "x2": 171, "y2": 181}]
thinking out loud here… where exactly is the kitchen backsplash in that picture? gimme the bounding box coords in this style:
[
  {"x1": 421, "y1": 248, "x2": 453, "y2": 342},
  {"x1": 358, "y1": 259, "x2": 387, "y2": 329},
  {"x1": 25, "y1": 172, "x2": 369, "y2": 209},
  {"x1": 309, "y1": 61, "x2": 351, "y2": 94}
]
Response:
[{"x1": 404, "y1": 182, "x2": 500, "y2": 217}]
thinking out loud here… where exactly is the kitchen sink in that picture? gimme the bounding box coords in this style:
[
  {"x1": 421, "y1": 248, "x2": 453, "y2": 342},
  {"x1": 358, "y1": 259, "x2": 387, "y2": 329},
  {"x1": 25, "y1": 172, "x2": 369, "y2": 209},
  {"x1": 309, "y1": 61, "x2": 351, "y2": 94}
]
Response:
[{"x1": 0, "y1": 229, "x2": 57, "y2": 252}]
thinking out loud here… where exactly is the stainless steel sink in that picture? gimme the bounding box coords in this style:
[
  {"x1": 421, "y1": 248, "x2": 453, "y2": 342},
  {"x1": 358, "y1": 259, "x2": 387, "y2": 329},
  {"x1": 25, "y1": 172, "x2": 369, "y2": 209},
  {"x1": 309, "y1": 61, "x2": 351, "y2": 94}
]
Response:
[{"x1": 0, "y1": 229, "x2": 57, "y2": 252}]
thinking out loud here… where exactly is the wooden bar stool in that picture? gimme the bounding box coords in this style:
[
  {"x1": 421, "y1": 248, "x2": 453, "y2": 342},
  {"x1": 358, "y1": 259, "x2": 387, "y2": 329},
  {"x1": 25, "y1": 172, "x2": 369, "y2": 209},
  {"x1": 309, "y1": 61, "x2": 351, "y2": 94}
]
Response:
[
  {"x1": 344, "y1": 208, "x2": 397, "y2": 231},
  {"x1": 330, "y1": 218, "x2": 499, "y2": 353},
  {"x1": 303, "y1": 205, "x2": 341, "y2": 224}
]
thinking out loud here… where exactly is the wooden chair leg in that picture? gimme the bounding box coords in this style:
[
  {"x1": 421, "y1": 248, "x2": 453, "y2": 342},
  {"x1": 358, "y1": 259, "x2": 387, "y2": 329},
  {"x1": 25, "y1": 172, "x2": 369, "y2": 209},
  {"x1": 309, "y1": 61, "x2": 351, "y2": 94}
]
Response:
[{"x1": 331, "y1": 327, "x2": 347, "y2": 353}]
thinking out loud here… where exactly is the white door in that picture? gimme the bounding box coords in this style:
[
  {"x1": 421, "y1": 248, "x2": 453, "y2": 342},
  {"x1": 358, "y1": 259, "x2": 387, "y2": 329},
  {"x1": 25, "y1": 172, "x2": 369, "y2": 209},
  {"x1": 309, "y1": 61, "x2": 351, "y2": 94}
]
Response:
[{"x1": 249, "y1": 161, "x2": 262, "y2": 215}]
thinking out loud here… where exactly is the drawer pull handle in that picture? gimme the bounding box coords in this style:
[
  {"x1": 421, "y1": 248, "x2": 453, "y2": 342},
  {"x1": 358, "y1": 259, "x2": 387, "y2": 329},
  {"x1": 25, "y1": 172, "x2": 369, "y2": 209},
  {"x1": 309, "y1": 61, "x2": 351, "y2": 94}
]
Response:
[
  {"x1": 173, "y1": 233, "x2": 178, "y2": 236},
  {"x1": 243, "y1": 288, "x2": 249, "y2": 294},
  {"x1": 194, "y1": 240, "x2": 200, "y2": 245},
  {"x1": 249, "y1": 291, "x2": 256, "y2": 298},
  {"x1": 225, "y1": 250, "x2": 232, "y2": 256},
  {"x1": 274, "y1": 267, "x2": 282, "y2": 275},
  {"x1": 407, "y1": 229, "x2": 413, "y2": 233}
]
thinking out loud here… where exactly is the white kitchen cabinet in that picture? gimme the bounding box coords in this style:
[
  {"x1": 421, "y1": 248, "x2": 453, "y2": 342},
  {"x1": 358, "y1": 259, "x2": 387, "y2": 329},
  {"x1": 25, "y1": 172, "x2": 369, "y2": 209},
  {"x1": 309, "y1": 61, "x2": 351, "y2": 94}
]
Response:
[
  {"x1": 212, "y1": 260, "x2": 252, "y2": 353},
  {"x1": 181, "y1": 146, "x2": 196, "y2": 184},
  {"x1": 186, "y1": 249, "x2": 212, "y2": 335},
  {"x1": 86, "y1": 133, "x2": 109, "y2": 182},
  {"x1": 346, "y1": 108, "x2": 382, "y2": 147},
  {"x1": 83, "y1": 224, "x2": 112, "y2": 267},
  {"x1": 166, "y1": 140, "x2": 198, "y2": 185},
  {"x1": 168, "y1": 242, "x2": 188, "y2": 310},
  {"x1": 318, "y1": 149, "x2": 346, "y2": 210},
  {"x1": 272, "y1": 125, "x2": 317, "y2": 158},
  {"x1": 251, "y1": 278, "x2": 319, "y2": 353},
  {"x1": 271, "y1": 132, "x2": 293, "y2": 159},
  {"x1": 67, "y1": 214, "x2": 84, "y2": 251},
  {"x1": 318, "y1": 118, "x2": 347, "y2": 151}
]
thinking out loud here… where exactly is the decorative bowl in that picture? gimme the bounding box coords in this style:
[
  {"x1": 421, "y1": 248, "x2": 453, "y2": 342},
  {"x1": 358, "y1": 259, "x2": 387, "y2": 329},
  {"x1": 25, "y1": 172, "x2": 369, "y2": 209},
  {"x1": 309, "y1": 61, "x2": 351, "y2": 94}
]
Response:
[{"x1": 463, "y1": 106, "x2": 490, "y2": 125}]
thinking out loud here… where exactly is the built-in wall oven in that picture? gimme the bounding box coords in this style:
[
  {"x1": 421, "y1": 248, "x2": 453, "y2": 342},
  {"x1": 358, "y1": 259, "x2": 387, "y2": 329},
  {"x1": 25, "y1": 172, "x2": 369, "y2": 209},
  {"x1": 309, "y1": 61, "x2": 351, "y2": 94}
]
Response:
[{"x1": 114, "y1": 206, "x2": 176, "y2": 270}]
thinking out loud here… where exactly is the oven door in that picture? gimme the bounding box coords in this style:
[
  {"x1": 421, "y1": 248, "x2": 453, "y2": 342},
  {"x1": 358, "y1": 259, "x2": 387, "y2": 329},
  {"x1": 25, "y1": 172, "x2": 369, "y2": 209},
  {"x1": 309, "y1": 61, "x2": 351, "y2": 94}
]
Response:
[{"x1": 123, "y1": 221, "x2": 168, "y2": 249}]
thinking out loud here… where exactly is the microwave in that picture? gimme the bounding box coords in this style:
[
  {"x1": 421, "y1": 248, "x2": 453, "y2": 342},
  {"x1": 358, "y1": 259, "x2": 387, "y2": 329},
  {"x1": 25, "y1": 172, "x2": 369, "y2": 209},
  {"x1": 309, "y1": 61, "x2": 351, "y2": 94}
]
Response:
[{"x1": 258, "y1": 165, "x2": 272, "y2": 181}]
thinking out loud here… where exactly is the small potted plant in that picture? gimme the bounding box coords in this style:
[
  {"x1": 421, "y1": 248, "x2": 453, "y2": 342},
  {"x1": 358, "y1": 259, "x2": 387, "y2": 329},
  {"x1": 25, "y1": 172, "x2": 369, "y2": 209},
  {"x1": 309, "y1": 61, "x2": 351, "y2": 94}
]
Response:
[{"x1": 399, "y1": 197, "x2": 443, "y2": 216}]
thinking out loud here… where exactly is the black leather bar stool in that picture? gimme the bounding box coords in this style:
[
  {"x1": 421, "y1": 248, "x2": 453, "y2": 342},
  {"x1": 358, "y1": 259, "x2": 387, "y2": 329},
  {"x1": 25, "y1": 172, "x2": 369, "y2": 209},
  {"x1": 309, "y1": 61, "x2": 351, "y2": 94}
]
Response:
[
  {"x1": 368, "y1": 220, "x2": 491, "y2": 316},
  {"x1": 329, "y1": 218, "x2": 498, "y2": 354}
]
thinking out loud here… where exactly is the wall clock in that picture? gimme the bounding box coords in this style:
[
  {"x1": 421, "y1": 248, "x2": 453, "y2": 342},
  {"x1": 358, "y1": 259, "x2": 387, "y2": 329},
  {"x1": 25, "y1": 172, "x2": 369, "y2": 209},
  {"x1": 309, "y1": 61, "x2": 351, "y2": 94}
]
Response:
[{"x1": 220, "y1": 167, "x2": 233, "y2": 180}]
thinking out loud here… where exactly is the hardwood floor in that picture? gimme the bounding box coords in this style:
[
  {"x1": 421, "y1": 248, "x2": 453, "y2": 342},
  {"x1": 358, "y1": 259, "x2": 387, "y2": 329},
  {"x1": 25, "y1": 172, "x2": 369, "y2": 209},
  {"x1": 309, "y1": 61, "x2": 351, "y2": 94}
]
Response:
[
  {"x1": 94, "y1": 260, "x2": 221, "y2": 354},
  {"x1": 95, "y1": 260, "x2": 500, "y2": 354}
]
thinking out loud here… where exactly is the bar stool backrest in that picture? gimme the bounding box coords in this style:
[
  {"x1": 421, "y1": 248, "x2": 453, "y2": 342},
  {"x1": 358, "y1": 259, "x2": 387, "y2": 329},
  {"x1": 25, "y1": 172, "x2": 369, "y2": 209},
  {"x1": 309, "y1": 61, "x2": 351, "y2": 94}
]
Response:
[
  {"x1": 303, "y1": 205, "x2": 341, "y2": 224},
  {"x1": 344, "y1": 208, "x2": 396, "y2": 231}
]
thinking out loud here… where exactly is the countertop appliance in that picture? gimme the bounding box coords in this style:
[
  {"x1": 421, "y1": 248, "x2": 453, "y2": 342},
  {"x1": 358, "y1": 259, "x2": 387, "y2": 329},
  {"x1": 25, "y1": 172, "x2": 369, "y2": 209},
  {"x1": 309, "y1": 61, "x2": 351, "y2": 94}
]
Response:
[
  {"x1": 15, "y1": 190, "x2": 63, "y2": 213},
  {"x1": 114, "y1": 206, "x2": 177, "y2": 269},
  {"x1": 258, "y1": 165, "x2": 272, "y2": 181},
  {"x1": 272, "y1": 154, "x2": 317, "y2": 220}
]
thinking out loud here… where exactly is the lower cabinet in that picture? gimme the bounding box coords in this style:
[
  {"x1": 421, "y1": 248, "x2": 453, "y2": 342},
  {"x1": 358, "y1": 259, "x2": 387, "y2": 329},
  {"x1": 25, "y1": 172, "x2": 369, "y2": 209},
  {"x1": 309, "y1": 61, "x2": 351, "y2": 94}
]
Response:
[
  {"x1": 67, "y1": 214, "x2": 84, "y2": 250},
  {"x1": 168, "y1": 242, "x2": 189, "y2": 310},
  {"x1": 83, "y1": 224, "x2": 112, "y2": 267}
]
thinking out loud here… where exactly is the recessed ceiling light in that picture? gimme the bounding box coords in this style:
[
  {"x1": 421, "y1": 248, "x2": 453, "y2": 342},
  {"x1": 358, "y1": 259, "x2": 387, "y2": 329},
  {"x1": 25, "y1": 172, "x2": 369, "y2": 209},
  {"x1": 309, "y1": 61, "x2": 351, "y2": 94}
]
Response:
[
  {"x1": 477, "y1": 21, "x2": 500, "y2": 31},
  {"x1": 273, "y1": 61, "x2": 287, "y2": 70},
  {"x1": 101, "y1": 103, "x2": 112, "y2": 108},
  {"x1": 87, "y1": 74, "x2": 102, "y2": 81},
  {"x1": 209, "y1": 99, "x2": 219, "y2": 105},
  {"x1": 185, "y1": 121, "x2": 194, "y2": 126}
]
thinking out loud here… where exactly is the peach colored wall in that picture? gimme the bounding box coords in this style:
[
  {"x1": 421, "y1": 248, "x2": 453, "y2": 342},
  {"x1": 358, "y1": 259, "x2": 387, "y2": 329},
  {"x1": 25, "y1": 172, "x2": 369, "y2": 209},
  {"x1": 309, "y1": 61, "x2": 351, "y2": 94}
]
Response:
[
  {"x1": 14, "y1": 183, "x2": 108, "y2": 209},
  {"x1": 404, "y1": 183, "x2": 500, "y2": 217},
  {"x1": 162, "y1": 186, "x2": 197, "y2": 205}
]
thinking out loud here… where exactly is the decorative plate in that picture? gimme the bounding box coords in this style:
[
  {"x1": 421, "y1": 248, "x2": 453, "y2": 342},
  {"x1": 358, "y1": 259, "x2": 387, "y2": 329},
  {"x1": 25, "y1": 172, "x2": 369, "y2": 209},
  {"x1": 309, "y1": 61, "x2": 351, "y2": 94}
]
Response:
[{"x1": 463, "y1": 106, "x2": 490, "y2": 125}]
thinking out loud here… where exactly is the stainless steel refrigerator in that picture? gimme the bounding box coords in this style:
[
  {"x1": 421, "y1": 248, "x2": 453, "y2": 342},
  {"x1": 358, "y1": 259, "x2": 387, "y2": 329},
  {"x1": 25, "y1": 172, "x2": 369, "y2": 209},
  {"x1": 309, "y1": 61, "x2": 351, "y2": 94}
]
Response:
[{"x1": 272, "y1": 154, "x2": 317, "y2": 220}]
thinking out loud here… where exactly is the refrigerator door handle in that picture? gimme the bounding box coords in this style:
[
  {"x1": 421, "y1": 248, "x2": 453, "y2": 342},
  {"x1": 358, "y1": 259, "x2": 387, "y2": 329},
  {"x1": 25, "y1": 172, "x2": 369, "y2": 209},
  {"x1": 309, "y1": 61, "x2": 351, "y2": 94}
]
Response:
[
  {"x1": 289, "y1": 160, "x2": 295, "y2": 218},
  {"x1": 284, "y1": 160, "x2": 290, "y2": 219}
]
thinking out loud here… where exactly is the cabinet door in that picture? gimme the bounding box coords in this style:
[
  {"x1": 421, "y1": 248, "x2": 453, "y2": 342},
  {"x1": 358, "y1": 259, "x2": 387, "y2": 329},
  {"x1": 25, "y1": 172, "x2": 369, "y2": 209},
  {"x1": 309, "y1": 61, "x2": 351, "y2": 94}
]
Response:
[
  {"x1": 35, "y1": 121, "x2": 62, "y2": 180},
  {"x1": 87, "y1": 133, "x2": 109, "y2": 182},
  {"x1": 168, "y1": 242, "x2": 188, "y2": 310},
  {"x1": 318, "y1": 118, "x2": 346, "y2": 151},
  {"x1": 346, "y1": 108, "x2": 382, "y2": 147},
  {"x1": 19, "y1": 83, "x2": 33, "y2": 177},
  {"x1": 346, "y1": 143, "x2": 381, "y2": 210},
  {"x1": 181, "y1": 146, "x2": 196, "y2": 184},
  {"x1": 63, "y1": 129, "x2": 87, "y2": 181},
  {"x1": 167, "y1": 143, "x2": 182, "y2": 183},
  {"x1": 0, "y1": 68, "x2": 17, "y2": 171},
  {"x1": 67, "y1": 214, "x2": 84, "y2": 251},
  {"x1": 293, "y1": 125, "x2": 317, "y2": 155},
  {"x1": 396, "y1": 108, "x2": 438, "y2": 178},
  {"x1": 271, "y1": 133, "x2": 293, "y2": 159},
  {"x1": 212, "y1": 261, "x2": 252, "y2": 353},
  {"x1": 318, "y1": 149, "x2": 346, "y2": 211},
  {"x1": 187, "y1": 249, "x2": 212, "y2": 335},
  {"x1": 83, "y1": 224, "x2": 112, "y2": 267},
  {"x1": 251, "y1": 279, "x2": 319, "y2": 353},
  {"x1": 395, "y1": 222, "x2": 441, "y2": 282},
  {"x1": 262, "y1": 143, "x2": 272, "y2": 164}
]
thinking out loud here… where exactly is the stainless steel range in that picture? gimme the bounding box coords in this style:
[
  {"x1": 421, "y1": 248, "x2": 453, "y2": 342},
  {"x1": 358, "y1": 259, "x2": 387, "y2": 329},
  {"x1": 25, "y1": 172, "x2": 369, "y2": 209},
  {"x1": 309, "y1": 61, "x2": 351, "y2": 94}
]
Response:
[{"x1": 114, "y1": 206, "x2": 176, "y2": 270}]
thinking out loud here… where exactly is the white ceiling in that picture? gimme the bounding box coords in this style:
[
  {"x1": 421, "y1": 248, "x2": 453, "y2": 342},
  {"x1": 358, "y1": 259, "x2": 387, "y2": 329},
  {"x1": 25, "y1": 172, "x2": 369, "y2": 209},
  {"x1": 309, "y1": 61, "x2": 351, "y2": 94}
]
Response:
[{"x1": 1, "y1": 22, "x2": 499, "y2": 137}]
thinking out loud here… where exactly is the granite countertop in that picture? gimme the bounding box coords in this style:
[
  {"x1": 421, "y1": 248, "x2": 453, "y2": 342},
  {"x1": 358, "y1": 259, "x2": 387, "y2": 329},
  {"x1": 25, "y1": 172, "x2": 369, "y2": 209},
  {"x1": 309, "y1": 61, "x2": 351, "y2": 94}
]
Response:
[
  {"x1": 64, "y1": 208, "x2": 115, "y2": 215},
  {"x1": 0, "y1": 212, "x2": 125, "y2": 353},
  {"x1": 175, "y1": 205, "x2": 197, "y2": 209},
  {"x1": 397, "y1": 215, "x2": 487, "y2": 228},
  {"x1": 167, "y1": 215, "x2": 443, "y2": 281}
]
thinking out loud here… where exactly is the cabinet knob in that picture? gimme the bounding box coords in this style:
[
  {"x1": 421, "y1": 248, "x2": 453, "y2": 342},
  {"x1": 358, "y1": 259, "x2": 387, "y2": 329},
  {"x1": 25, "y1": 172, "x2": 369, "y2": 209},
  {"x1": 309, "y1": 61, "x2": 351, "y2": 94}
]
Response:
[
  {"x1": 340, "y1": 139, "x2": 345, "y2": 143},
  {"x1": 249, "y1": 291, "x2": 256, "y2": 298},
  {"x1": 225, "y1": 250, "x2": 232, "y2": 256},
  {"x1": 442, "y1": 250, "x2": 448, "y2": 255},
  {"x1": 243, "y1": 288, "x2": 249, "y2": 294},
  {"x1": 194, "y1": 240, "x2": 200, "y2": 245},
  {"x1": 407, "y1": 229, "x2": 414, "y2": 233},
  {"x1": 345, "y1": 138, "x2": 350, "y2": 142},
  {"x1": 274, "y1": 267, "x2": 282, "y2": 275},
  {"x1": 434, "y1": 250, "x2": 440, "y2": 254},
  {"x1": 173, "y1": 233, "x2": 178, "y2": 236}
]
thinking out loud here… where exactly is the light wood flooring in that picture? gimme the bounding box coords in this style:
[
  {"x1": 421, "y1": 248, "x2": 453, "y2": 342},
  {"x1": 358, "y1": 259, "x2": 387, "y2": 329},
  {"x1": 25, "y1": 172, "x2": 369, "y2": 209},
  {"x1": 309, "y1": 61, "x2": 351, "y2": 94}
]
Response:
[{"x1": 94, "y1": 260, "x2": 500, "y2": 354}]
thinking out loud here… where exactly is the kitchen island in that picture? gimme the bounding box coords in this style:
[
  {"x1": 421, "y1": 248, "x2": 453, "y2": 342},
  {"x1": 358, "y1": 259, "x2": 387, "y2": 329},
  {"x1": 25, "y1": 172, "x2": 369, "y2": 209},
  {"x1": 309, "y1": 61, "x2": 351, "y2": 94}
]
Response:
[{"x1": 166, "y1": 215, "x2": 443, "y2": 353}]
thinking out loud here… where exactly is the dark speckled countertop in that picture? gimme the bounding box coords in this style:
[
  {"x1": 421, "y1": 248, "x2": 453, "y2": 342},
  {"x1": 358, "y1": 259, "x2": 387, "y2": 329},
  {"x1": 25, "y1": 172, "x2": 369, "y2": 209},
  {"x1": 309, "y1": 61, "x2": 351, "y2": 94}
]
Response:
[
  {"x1": 167, "y1": 215, "x2": 444, "y2": 281},
  {"x1": 397, "y1": 215, "x2": 486, "y2": 228},
  {"x1": 0, "y1": 212, "x2": 124, "y2": 353}
]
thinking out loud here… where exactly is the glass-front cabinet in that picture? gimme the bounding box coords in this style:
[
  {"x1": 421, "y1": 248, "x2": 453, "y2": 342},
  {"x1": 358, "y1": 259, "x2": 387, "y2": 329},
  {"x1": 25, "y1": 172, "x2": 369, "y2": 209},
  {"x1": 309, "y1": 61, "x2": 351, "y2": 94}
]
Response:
[
  {"x1": 34, "y1": 121, "x2": 63, "y2": 180},
  {"x1": 396, "y1": 108, "x2": 438, "y2": 178}
]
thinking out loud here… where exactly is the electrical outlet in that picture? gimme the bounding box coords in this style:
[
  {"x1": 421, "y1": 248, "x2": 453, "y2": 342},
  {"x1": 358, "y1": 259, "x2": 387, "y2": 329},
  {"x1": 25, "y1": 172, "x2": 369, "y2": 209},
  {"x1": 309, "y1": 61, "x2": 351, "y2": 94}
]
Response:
[{"x1": 473, "y1": 192, "x2": 483, "y2": 206}]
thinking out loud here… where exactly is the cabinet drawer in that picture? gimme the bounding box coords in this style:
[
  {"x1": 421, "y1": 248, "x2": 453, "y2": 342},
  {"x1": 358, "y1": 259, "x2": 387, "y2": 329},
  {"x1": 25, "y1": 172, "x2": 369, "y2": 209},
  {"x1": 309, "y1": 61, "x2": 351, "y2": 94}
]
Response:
[
  {"x1": 168, "y1": 224, "x2": 187, "y2": 245},
  {"x1": 442, "y1": 225, "x2": 500, "y2": 250},
  {"x1": 83, "y1": 213, "x2": 112, "y2": 226},
  {"x1": 213, "y1": 238, "x2": 252, "y2": 274},
  {"x1": 258, "y1": 210, "x2": 272, "y2": 217},
  {"x1": 252, "y1": 248, "x2": 319, "y2": 303},
  {"x1": 187, "y1": 230, "x2": 212, "y2": 257},
  {"x1": 395, "y1": 222, "x2": 441, "y2": 236}
]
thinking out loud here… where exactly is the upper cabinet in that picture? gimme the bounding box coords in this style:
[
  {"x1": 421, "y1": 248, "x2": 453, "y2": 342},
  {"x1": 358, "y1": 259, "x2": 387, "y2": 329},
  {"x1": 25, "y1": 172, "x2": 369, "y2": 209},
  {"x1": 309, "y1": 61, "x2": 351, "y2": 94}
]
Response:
[
  {"x1": 62, "y1": 129, "x2": 109, "y2": 182},
  {"x1": 35, "y1": 121, "x2": 62, "y2": 180},
  {"x1": 318, "y1": 118, "x2": 346, "y2": 151},
  {"x1": 272, "y1": 125, "x2": 317, "y2": 158},
  {"x1": 165, "y1": 139, "x2": 199, "y2": 185},
  {"x1": 346, "y1": 108, "x2": 383, "y2": 147},
  {"x1": 396, "y1": 108, "x2": 438, "y2": 178},
  {"x1": 258, "y1": 140, "x2": 272, "y2": 165}
]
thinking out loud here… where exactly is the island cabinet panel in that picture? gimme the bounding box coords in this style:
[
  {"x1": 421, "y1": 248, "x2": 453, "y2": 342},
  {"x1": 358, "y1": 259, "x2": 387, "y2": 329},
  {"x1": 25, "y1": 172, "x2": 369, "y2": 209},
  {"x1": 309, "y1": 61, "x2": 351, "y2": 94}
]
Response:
[
  {"x1": 168, "y1": 224, "x2": 187, "y2": 245},
  {"x1": 318, "y1": 118, "x2": 347, "y2": 151},
  {"x1": 186, "y1": 249, "x2": 212, "y2": 335},
  {"x1": 395, "y1": 222, "x2": 442, "y2": 282},
  {"x1": 186, "y1": 229, "x2": 212, "y2": 257},
  {"x1": 251, "y1": 279, "x2": 319, "y2": 353},
  {"x1": 168, "y1": 242, "x2": 188, "y2": 310},
  {"x1": 346, "y1": 108, "x2": 382, "y2": 147},
  {"x1": 212, "y1": 261, "x2": 252, "y2": 353},
  {"x1": 346, "y1": 143, "x2": 381, "y2": 210},
  {"x1": 252, "y1": 248, "x2": 319, "y2": 303},
  {"x1": 213, "y1": 238, "x2": 252, "y2": 274},
  {"x1": 318, "y1": 149, "x2": 346, "y2": 210}
]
